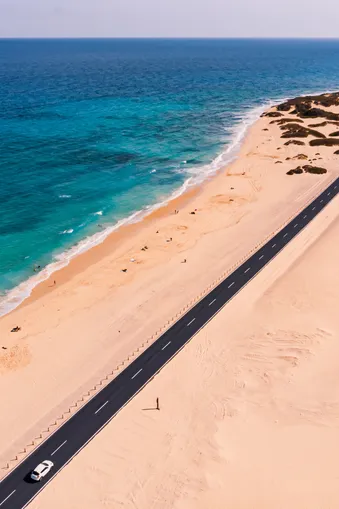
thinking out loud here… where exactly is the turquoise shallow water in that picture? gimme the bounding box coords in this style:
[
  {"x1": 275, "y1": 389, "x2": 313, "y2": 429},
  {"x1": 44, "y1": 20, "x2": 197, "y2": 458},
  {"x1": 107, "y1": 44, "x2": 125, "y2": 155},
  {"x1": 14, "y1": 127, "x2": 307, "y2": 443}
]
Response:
[{"x1": 1, "y1": 38, "x2": 339, "y2": 314}]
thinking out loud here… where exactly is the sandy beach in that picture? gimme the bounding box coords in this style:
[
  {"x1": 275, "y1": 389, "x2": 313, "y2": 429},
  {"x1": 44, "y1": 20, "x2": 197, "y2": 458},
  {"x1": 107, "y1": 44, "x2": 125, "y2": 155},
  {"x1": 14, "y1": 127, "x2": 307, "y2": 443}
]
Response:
[{"x1": 1, "y1": 93, "x2": 339, "y2": 505}]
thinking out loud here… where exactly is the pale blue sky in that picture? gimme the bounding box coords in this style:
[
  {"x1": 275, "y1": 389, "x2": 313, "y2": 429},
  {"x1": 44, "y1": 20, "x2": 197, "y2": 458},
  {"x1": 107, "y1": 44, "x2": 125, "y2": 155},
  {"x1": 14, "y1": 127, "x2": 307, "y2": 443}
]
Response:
[{"x1": 1, "y1": 0, "x2": 339, "y2": 38}]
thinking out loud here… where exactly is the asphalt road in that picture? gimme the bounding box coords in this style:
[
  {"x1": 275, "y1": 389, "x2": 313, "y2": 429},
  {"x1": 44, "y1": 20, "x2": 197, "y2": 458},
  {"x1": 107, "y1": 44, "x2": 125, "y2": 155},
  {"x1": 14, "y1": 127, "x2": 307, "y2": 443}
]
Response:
[{"x1": 0, "y1": 177, "x2": 338, "y2": 509}]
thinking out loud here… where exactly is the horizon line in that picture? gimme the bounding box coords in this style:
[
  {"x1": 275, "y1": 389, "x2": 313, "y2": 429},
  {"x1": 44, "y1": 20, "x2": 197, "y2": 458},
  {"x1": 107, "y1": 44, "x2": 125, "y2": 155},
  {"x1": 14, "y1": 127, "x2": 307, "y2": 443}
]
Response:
[{"x1": 1, "y1": 36, "x2": 339, "y2": 40}]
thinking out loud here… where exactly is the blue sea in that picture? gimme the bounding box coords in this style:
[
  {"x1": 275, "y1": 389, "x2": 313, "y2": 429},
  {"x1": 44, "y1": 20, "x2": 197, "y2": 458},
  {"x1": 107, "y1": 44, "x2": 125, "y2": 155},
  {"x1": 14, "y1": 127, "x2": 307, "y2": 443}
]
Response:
[{"x1": 1, "y1": 38, "x2": 339, "y2": 315}]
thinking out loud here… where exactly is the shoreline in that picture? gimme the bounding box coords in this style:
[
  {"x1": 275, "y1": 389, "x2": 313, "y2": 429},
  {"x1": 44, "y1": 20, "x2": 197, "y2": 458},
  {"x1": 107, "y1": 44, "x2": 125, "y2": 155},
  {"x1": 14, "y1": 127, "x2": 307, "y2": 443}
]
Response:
[
  {"x1": 1, "y1": 87, "x2": 336, "y2": 318},
  {"x1": 0, "y1": 100, "x2": 270, "y2": 318},
  {"x1": 1, "y1": 92, "x2": 339, "y2": 475}
]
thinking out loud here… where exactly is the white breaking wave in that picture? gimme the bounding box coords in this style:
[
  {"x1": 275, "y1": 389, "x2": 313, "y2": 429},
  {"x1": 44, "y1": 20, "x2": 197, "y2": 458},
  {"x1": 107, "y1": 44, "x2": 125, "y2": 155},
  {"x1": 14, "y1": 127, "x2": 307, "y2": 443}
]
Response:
[
  {"x1": 59, "y1": 194, "x2": 72, "y2": 199},
  {"x1": 94, "y1": 211, "x2": 103, "y2": 216},
  {"x1": 61, "y1": 229, "x2": 74, "y2": 234},
  {"x1": 0, "y1": 88, "x2": 334, "y2": 317}
]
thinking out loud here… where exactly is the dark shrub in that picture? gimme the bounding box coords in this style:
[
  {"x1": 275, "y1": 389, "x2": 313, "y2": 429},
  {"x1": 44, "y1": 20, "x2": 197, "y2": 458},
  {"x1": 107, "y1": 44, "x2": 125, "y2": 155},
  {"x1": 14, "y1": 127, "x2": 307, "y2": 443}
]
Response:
[
  {"x1": 286, "y1": 167, "x2": 304, "y2": 175},
  {"x1": 284, "y1": 140, "x2": 305, "y2": 146},
  {"x1": 303, "y1": 165, "x2": 327, "y2": 174},
  {"x1": 309, "y1": 138, "x2": 339, "y2": 146},
  {"x1": 280, "y1": 124, "x2": 325, "y2": 139},
  {"x1": 262, "y1": 111, "x2": 283, "y2": 118}
]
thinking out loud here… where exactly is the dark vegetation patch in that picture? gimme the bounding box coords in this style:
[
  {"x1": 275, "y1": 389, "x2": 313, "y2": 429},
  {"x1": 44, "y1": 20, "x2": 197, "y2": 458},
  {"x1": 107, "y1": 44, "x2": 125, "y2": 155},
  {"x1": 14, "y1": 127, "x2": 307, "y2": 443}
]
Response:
[
  {"x1": 303, "y1": 165, "x2": 327, "y2": 174},
  {"x1": 287, "y1": 167, "x2": 304, "y2": 175},
  {"x1": 309, "y1": 121, "x2": 328, "y2": 127},
  {"x1": 329, "y1": 131, "x2": 339, "y2": 137},
  {"x1": 276, "y1": 92, "x2": 339, "y2": 120},
  {"x1": 293, "y1": 153, "x2": 308, "y2": 160},
  {"x1": 309, "y1": 121, "x2": 339, "y2": 128},
  {"x1": 309, "y1": 138, "x2": 339, "y2": 147},
  {"x1": 270, "y1": 118, "x2": 304, "y2": 125},
  {"x1": 280, "y1": 124, "x2": 325, "y2": 139},
  {"x1": 261, "y1": 111, "x2": 283, "y2": 118},
  {"x1": 277, "y1": 92, "x2": 339, "y2": 111},
  {"x1": 284, "y1": 140, "x2": 305, "y2": 146},
  {"x1": 286, "y1": 165, "x2": 327, "y2": 175}
]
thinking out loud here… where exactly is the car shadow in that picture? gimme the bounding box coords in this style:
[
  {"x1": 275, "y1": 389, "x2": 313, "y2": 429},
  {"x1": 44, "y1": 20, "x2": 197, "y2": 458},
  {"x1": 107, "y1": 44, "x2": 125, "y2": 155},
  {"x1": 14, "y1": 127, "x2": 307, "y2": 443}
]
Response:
[{"x1": 23, "y1": 473, "x2": 37, "y2": 484}]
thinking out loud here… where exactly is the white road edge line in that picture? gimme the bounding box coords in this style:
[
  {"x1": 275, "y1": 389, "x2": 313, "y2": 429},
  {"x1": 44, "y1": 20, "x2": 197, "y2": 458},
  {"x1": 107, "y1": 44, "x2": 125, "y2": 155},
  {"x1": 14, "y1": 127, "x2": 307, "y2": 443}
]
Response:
[
  {"x1": 187, "y1": 318, "x2": 196, "y2": 327},
  {"x1": 17, "y1": 179, "x2": 339, "y2": 509},
  {"x1": 228, "y1": 282, "x2": 235, "y2": 288},
  {"x1": 244, "y1": 267, "x2": 250, "y2": 274},
  {"x1": 131, "y1": 369, "x2": 142, "y2": 380},
  {"x1": 162, "y1": 341, "x2": 171, "y2": 351},
  {"x1": 0, "y1": 491, "x2": 16, "y2": 507},
  {"x1": 209, "y1": 298, "x2": 216, "y2": 306},
  {"x1": 259, "y1": 255, "x2": 264, "y2": 260},
  {"x1": 94, "y1": 401, "x2": 109, "y2": 414},
  {"x1": 51, "y1": 440, "x2": 67, "y2": 457}
]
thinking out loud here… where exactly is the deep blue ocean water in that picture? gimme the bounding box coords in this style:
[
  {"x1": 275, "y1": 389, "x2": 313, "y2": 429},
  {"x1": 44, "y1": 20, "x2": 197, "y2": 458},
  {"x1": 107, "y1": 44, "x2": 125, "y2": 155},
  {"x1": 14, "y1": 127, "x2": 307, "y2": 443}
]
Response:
[{"x1": 1, "y1": 38, "x2": 339, "y2": 313}]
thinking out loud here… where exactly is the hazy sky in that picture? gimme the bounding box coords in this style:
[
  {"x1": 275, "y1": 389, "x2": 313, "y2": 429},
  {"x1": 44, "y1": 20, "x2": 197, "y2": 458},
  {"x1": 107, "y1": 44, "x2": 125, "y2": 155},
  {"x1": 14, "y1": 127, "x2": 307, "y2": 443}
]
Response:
[{"x1": 1, "y1": 0, "x2": 339, "y2": 38}]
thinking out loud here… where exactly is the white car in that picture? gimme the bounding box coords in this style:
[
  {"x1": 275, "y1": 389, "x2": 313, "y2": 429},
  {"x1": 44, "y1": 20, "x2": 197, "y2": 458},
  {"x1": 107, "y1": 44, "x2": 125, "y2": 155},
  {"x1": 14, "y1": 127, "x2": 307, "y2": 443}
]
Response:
[{"x1": 30, "y1": 460, "x2": 54, "y2": 481}]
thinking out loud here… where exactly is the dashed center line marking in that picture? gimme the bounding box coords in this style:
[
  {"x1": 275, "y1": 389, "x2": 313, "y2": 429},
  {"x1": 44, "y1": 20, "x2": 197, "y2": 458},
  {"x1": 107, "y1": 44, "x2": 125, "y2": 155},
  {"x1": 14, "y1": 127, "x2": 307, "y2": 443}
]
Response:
[
  {"x1": 259, "y1": 255, "x2": 264, "y2": 260},
  {"x1": 244, "y1": 267, "x2": 250, "y2": 274},
  {"x1": 327, "y1": 192, "x2": 331, "y2": 196},
  {"x1": 303, "y1": 215, "x2": 307, "y2": 219},
  {"x1": 187, "y1": 318, "x2": 196, "y2": 327},
  {"x1": 162, "y1": 341, "x2": 171, "y2": 351},
  {"x1": 294, "y1": 223, "x2": 298, "y2": 228},
  {"x1": 272, "y1": 243, "x2": 276, "y2": 248},
  {"x1": 228, "y1": 282, "x2": 235, "y2": 288},
  {"x1": 95, "y1": 400, "x2": 109, "y2": 414},
  {"x1": 0, "y1": 491, "x2": 16, "y2": 507},
  {"x1": 320, "y1": 200, "x2": 323, "y2": 203},
  {"x1": 209, "y1": 298, "x2": 216, "y2": 306},
  {"x1": 335, "y1": 185, "x2": 337, "y2": 189},
  {"x1": 283, "y1": 233, "x2": 288, "y2": 238},
  {"x1": 51, "y1": 440, "x2": 67, "y2": 456},
  {"x1": 131, "y1": 369, "x2": 143, "y2": 380},
  {"x1": 312, "y1": 206, "x2": 316, "y2": 211}
]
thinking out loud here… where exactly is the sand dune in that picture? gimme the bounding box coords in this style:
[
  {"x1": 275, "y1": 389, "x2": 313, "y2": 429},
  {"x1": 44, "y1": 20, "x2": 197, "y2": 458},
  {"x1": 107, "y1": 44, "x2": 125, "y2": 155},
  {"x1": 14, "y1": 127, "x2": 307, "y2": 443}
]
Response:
[
  {"x1": 0, "y1": 96, "x2": 338, "y2": 503},
  {"x1": 29, "y1": 174, "x2": 339, "y2": 509}
]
